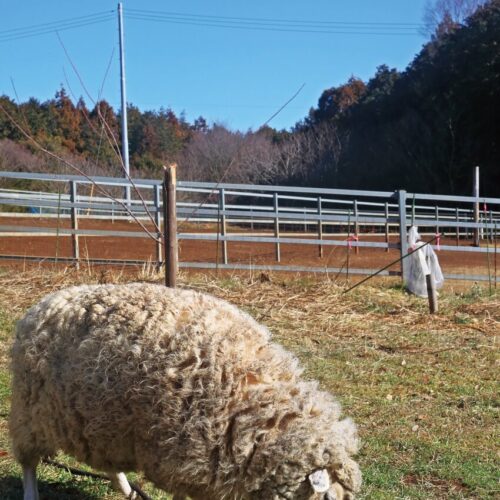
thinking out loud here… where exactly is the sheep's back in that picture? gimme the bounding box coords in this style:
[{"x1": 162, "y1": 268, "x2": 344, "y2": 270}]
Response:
[{"x1": 11, "y1": 284, "x2": 297, "y2": 477}]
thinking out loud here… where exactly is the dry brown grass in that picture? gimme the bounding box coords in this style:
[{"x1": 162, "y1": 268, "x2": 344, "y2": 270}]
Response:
[{"x1": 0, "y1": 265, "x2": 498, "y2": 499}]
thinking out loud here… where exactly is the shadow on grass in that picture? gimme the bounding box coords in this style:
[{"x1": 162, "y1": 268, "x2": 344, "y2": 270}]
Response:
[{"x1": 0, "y1": 475, "x2": 104, "y2": 500}]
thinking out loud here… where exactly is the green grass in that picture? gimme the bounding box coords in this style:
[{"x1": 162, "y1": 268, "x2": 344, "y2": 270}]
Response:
[{"x1": 0, "y1": 269, "x2": 498, "y2": 498}]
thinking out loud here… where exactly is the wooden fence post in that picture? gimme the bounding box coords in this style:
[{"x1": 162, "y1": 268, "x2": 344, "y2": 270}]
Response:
[
  {"x1": 398, "y1": 190, "x2": 408, "y2": 282},
  {"x1": 154, "y1": 184, "x2": 162, "y2": 268},
  {"x1": 274, "y1": 192, "x2": 281, "y2": 262},
  {"x1": 69, "y1": 180, "x2": 79, "y2": 270},
  {"x1": 220, "y1": 188, "x2": 228, "y2": 265},
  {"x1": 163, "y1": 164, "x2": 177, "y2": 287},
  {"x1": 317, "y1": 196, "x2": 323, "y2": 258}
]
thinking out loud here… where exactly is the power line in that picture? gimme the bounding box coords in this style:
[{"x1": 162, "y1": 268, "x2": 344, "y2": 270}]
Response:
[
  {"x1": 127, "y1": 8, "x2": 423, "y2": 28},
  {"x1": 0, "y1": 12, "x2": 115, "y2": 43},
  {"x1": 0, "y1": 8, "x2": 423, "y2": 44},
  {"x1": 125, "y1": 13, "x2": 422, "y2": 36},
  {"x1": 0, "y1": 10, "x2": 114, "y2": 35}
]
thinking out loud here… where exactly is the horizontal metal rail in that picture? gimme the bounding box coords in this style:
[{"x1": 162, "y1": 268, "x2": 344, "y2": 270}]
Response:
[
  {"x1": 0, "y1": 171, "x2": 498, "y2": 284},
  {"x1": 0, "y1": 254, "x2": 492, "y2": 282}
]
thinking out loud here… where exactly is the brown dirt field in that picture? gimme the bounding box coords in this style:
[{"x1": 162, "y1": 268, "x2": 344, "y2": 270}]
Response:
[{"x1": 0, "y1": 216, "x2": 497, "y2": 279}]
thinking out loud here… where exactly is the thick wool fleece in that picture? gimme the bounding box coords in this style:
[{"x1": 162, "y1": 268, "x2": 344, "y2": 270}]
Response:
[{"x1": 10, "y1": 284, "x2": 361, "y2": 499}]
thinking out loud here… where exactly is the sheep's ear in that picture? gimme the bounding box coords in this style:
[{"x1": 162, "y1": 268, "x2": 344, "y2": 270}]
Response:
[{"x1": 308, "y1": 469, "x2": 330, "y2": 493}]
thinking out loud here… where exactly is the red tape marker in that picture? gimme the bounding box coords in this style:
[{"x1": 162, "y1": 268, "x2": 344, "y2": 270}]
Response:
[
  {"x1": 435, "y1": 233, "x2": 441, "y2": 251},
  {"x1": 347, "y1": 235, "x2": 359, "y2": 250}
]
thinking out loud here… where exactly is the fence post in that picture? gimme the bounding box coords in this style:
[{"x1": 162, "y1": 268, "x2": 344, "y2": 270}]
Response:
[
  {"x1": 426, "y1": 274, "x2": 439, "y2": 313},
  {"x1": 354, "y1": 199, "x2": 359, "y2": 254},
  {"x1": 163, "y1": 164, "x2": 177, "y2": 287},
  {"x1": 154, "y1": 184, "x2": 162, "y2": 268},
  {"x1": 274, "y1": 192, "x2": 281, "y2": 262},
  {"x1": 398, "y1": 190, "x2": 408, "y2": 282},
  {"x1": 473, "y1": 166, "x2": 480, "y2": 246},
  {"x1": 220, "y1": 188, "x2": 228, "y2": 265},
  {"x1": 69, "y1": 180, "x2": 80, "y2": 269},
  {"x1": 385, "y1": 202, "x2": 390, "y2": 252},
  {"x1": 317, "y1": 196, "x2": 323, "y2": 258},
  {"x1": 435, "y1": 206, "x2": 440, "y2": 238},
  {"x1": 455, "y1": 208, "x2": 460, "y2": 246}
]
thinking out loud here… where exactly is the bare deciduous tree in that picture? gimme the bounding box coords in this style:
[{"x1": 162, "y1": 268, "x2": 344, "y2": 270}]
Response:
[{"x1": 422, "y1": 0, "x2": 489, "y2": 37}]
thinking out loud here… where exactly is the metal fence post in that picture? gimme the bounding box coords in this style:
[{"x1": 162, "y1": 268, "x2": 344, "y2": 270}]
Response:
[
  {"x1": 220, "y1": 188, "x2": 228, "y2": 265},
  {"x1": 398, "y1": 190, "x2": 408, "y2": 281},
  {"x1": 274, "y1": 192, "x2": 281, "y2": 262},
  {"x1": 473, "y1": 166, "x2": 480, "y2": 246},
  {"x1": 69, "y1": 180, "x2": 80, "y2": 269},
  {"x1": 385, "y1": 201, "x2": 390, "y2": 252},
  {"x1": 354, "y1": 199, "x2": 359, "y2": 254},
  {"x1": 317, "y1": 196, "x2": 323, "y2": 258},
  {"x1": 154, "y1": 184, "x2": 162, "y2": 267}
]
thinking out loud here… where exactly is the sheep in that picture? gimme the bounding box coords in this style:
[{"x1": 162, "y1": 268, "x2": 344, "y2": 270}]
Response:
[{"x1": 10, "y1": 283, "x2": 361, "y2": 500}]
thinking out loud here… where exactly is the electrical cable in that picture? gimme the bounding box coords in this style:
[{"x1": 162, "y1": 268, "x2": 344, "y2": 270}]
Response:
[
  {"x1": 0, "y1": 13, "x2": 114, "y2": 42},
  {"x1": 0, "y1": 10, "x2": 114, "y2": 35},
  {"x1": 125, "y1": 14, "x2": 421, "y2": 36},
  {"x1": 126, "y1": 8, "x2": 423, "y2": 28}
]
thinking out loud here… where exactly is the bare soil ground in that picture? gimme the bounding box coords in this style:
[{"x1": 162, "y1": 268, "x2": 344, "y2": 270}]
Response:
[{"x1": 0, "y1": 216, "x2": 497, "y2": 281}]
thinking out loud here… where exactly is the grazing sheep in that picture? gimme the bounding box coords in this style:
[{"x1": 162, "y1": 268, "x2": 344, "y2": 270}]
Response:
[{"x1": 10, "y1": 283, "x2": 361, "y2": 500}]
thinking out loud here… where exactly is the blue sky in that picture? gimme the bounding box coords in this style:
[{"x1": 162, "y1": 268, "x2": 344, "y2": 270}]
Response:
[{"x1": 1, "y1": 0, "x2": 429, "y2": 131}]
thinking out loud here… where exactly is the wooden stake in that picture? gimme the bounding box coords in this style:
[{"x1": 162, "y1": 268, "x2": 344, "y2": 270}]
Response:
[
  {"x1": 426, "y1": 274, "x2": 438, "y2": 314},
  {"x1": 163, "y1": 164, "x2": 177, "y2": 288}
]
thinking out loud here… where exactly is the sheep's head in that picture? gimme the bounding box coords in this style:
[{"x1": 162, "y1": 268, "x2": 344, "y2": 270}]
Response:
[
  {"x1": 256, "y1": 464, "x2": 360, "y2": 500},
  {"x1": 304, "y1": 468, "x2": 355, "y2": 499}
]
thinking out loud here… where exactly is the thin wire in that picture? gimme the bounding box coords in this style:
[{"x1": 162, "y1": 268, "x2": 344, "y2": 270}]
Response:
[
  {"x1": 262, "y1": 83, "x2": 305, "y2": 127},
  {"x1": 343, "y1": 235, "x2": 440, "y2": 294},
  {"x1": 127, "y1": 8, "x2": 423, "y2": 27},
  {"x1": 127, "y1": 14, "x2": 419, "y2": 31},
  {"x1": 56, "y1": 33, "x2": 160, "y2": 234},
  {"x1": 125, "y1": 14, "x2": 420, "y2": 36},
  {"x1": 0, "y1": 16, "x2": 114, "y2": 43},
  {"x1": 0, "y1": 102, "x2": 161, "y2": 243},
  {"x1": 0, "y1": 10, "x2": 115, "y2": 35}
]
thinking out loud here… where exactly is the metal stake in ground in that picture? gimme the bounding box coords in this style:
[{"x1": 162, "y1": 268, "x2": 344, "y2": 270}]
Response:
[{"x1": 163, "y1": 164, "x2": 178, "y2": 288}]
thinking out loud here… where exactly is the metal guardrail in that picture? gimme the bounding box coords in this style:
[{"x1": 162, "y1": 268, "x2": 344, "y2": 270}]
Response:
[{"x1": 0, "y1": 171, "x2": 498, "y2": 282}]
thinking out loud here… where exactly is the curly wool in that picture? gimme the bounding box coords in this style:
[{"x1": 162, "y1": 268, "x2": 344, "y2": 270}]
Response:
[{"x1": 10, "y1": 283, "x2": 361, "y2": 499}]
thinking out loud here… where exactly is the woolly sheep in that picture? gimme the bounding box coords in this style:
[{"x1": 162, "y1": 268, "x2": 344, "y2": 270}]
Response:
[{"x1": 10, "y1": 283, "x2": 361, "y2": 500}]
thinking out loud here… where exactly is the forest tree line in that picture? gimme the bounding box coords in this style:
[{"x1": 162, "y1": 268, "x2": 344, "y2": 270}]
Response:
[{"x1": 0, "y1": 0, "x2": 498, "y2": 196}]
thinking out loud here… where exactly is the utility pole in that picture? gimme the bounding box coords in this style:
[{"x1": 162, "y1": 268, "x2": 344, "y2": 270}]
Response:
[{"x1": 118, "y1": 2, "x2": 131, "y2": 205}]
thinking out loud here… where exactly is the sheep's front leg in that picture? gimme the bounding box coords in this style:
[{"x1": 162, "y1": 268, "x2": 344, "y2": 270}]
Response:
[
  {"x1": 22, "y1": 465, "x2": 40, "y2": 500},
  {"x1": 110, "y1": 472, "x2": 137, "y2": 499}
]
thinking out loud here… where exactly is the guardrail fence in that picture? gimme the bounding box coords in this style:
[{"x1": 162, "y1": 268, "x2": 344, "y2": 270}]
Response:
[{"x1": 0, "y1": 171, "x2": 498, "y2": 283}]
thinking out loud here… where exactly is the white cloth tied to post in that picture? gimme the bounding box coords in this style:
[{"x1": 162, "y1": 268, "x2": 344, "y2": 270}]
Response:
[{"x1": 405, "y1": 226, "x2": 444, "y2": 297}]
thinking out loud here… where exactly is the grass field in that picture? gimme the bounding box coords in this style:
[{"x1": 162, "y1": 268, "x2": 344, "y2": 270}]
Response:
[{"x1": 0, "y1": 266, "x2": 497, "y2": 499}]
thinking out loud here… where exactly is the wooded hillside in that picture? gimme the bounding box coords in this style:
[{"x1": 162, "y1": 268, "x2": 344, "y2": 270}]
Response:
[{"x1": 0, "y1": 0, "x2": 498, "y2": 195}]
